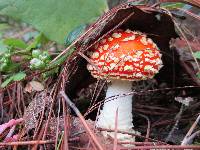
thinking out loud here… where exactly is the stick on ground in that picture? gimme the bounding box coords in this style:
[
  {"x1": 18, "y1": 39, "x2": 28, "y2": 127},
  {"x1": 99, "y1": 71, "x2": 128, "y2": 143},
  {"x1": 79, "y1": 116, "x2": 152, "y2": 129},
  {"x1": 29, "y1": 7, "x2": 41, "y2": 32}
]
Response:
[{"x1": 60, "y1": 91, "x2": 104, "y2": 150}]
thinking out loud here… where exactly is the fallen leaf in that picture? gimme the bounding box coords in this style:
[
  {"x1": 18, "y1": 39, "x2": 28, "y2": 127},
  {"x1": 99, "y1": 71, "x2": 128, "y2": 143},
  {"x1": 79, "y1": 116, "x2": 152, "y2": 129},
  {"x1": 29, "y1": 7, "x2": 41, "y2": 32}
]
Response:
[{"x1": 25, "y1": 81, "x2": 44, "y2": 93}]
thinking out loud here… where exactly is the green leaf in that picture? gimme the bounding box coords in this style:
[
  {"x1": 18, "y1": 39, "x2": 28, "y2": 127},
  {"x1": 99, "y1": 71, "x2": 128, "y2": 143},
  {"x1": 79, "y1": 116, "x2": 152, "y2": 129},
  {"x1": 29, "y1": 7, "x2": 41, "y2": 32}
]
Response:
[
  {"x1": 1, "y1": 72, "x2": 26, "y2": 88},
  {"x1": 42, "y1": 48, "x2": 74, "y2": 78},
  {"x1": 65, "y1": 24, "x2": 87, "y2": 47},
  {"x1": 50, "y1": 48, "x2": 75, "y2": 67},
  {"x1": 12, "y1": 72, "x2": 26, "y2": 81},
  {"x1": 1, "y1": 62, "x2": 20, "y2": 73},
  {"x1": 26, "y1": 33, "x2": 48, "y2": 51},
  {"x1": 194, "y1": 51, "x2": 200, "y2": 59},
  {"x1": 161, "y1": 2, "x2": 185, "y2": 10},
  {"x1": 1, "y1": 76, "x2": 13, "y2": 88},
  {"x1": 0, "y1": 0, "x2": 108, "y2": 44},
  {"x1": 3, "y1": 38, "x2": 28, "y2": 49}
]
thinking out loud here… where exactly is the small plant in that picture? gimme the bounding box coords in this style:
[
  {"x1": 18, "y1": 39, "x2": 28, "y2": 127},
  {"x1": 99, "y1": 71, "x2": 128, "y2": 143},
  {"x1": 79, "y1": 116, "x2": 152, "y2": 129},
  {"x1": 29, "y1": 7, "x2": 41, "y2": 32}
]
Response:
[
  {"x1": 30, "y1": 49, "x2": 51, "y2": 70},
  {"x1": 0, "y1": 33, "x2": 53, "y2": 87}
]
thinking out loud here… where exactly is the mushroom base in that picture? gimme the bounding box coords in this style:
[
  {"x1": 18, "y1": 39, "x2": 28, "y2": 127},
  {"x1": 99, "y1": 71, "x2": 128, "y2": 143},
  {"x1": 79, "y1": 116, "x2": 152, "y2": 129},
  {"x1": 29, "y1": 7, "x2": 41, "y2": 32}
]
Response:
[{"x1": 96, "y1": 79, "x2": 136, "y2": 144}]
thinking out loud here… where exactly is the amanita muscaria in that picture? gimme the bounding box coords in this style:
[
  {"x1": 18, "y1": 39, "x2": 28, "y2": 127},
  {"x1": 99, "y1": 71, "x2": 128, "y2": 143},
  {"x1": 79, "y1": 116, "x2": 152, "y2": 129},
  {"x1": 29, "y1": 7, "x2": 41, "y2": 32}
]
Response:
[{"x1": 87, "y1": 29, "x2": 163, "y2": 143}]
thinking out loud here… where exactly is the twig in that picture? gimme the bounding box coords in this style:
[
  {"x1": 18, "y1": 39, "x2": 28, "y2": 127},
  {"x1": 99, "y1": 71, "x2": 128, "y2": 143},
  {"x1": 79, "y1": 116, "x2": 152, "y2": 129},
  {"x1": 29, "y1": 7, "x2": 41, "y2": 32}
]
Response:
[
  {"x1": 138, "y1": 113, "x2": 151, "y2": 142},
  {"x1": 181, "y1": 114, "x2": 200, "y2": 145},
  {"x1": 118, "y1": 141, "x2": 161, "y2": 145},
  {"x1": 182, "y1": 130, "x2": 200, "y2": 145},
  {"x1": 124, "y1": 145, "x2": 200, "y2": 149},
  {"x1": 0, "y1": 140, "x2": 54, "y2": 146},
  {"x1": 165, "y1": 104, "x2": 184, "y2": 142},
  {"x1": 55, "y1": 98, "x2": 61, "y2": 150},
  {"x1": 62, "y1": 97, "x2": 69, "y2": 150},
  {"x1": 60, "y1": 91, "x2": 104, "y2": 150},
  {"x1": 5, "y1": 125, "x2": 16, "y2": 139},
  {"x1": 0, "y1": 118, "x2": 24, "y2": 135}
]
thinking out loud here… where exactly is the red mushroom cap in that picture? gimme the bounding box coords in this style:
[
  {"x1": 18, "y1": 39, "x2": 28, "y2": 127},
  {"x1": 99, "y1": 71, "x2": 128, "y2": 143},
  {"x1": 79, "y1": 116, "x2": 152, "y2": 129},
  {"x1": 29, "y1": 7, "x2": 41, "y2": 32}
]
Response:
[{"x1": 87, "y1": 29, "x2": 163, "y2": 81}]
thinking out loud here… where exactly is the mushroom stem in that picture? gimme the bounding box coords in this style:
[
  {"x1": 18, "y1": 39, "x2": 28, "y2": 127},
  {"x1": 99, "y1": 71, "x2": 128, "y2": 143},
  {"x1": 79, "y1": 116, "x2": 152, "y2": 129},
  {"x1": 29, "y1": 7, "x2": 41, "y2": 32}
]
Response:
[{"x1": 96, "y1": 79, "x2": 135, "y2": 141}]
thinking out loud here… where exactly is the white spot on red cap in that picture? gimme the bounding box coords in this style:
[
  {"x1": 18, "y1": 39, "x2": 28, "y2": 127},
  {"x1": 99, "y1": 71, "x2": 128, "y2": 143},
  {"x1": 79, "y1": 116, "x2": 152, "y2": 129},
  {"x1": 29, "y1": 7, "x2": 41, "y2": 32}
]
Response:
[
  {"x1": 136, "y1": 51, "x2": 143, "y2": 56},
  {"x1": 134, "y1": 63, "x2": 139, "y2": 67},
  {"x1": 112, "y1": 32, "x2": 122, "y2": 38},
  {"x1": 132, "y1": 57, "x2": 139, "y2": 62},
  {"x1": 145, "y1": 58, "x2": 150, "y2": 62},
  {"x1": 100, "y1": 55, "x2": 105, "y2": 60},
  {"x1": 103, "y1": 44, "x2": 109, "y2": 50},
  {"x1": 140, "y1": 36, "x2": 148, "y2": 45},
  {"x1": 110, "y1": 44, "x2": 120, "y2": 50},
  {"x1": 122, "y1": 35, "x2": 135, "y2": 41},
  {"x1": 114, "y1": 58, "x2": 120, "y2": 63},
  {"x1": 110, "y1": 63, "x2": 118, "y2": 70},
  {"x1": 98, "y1": 62, "x2": 104, "y2": 65},
  {"x1": 147, "y1": 38, "x2": 153, "y2": 44},
  {"x1": 124, "y1": 65, "x2": 134, "y2": 71},
  {"x1": 153, "y1": 43, "x2": 158, "y2": 48},
  {"x1": 144, "y1": 65, "x2": 154, "y2": 71},
  {"x1": 135, "y1": 73, "x2": 142, "y2": 78},
  {"x1": 125, "y1": 29, "x2": 132, "y2": 33},
  {"x1": 108, "y1": 37, "x2": 113, "y2": 41},
  {"x1": 102, "y1": 66, "x2": 109, "y2": 71}
]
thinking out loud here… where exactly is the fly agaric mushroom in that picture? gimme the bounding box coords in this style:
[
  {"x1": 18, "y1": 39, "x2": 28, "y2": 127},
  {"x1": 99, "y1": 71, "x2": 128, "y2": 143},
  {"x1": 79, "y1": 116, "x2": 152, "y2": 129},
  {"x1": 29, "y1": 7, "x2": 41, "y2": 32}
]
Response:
[{"x1": 87, "y1": 29, "x2": 163, "y2": 143}]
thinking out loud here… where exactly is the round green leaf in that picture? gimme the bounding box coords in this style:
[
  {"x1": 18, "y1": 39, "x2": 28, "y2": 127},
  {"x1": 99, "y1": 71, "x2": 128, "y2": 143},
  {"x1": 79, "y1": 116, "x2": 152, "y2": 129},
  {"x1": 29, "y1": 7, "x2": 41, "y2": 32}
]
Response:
[{"x1": 0, "y1": 0, "x2": 108, "y2": 44}]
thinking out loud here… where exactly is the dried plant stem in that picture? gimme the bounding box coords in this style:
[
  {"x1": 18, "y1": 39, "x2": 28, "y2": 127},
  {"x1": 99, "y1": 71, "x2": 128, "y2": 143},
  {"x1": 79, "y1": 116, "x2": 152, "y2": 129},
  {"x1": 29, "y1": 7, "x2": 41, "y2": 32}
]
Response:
[
  {"x1": 60, "y1": 91, "x2": 104, "y2": 150},
  {"x1": 165, "y1": 104, "x2": 184, "y2": 142},
  {"x1": 0, "y1": 140, "x2": 55, "y2": 146},
  {"x1": 118, "y1": 141, "x2": 161, "y2": 145},
  {"x1": 181, "y1": 114, "x2": 200, "y2": 145},
  {"x1": 138, "y1": 113, "x2": 151, "y2": 142},
  {"x1": 126, "y1": 145, "x2": 200, "y2": 149},
  {"x1": 0, "y1": 118, "x2": 24, "y2": 134},
  {"x1": 55, "y1": 98, "x2": 61, "y2": 150},
  {"x1": 62, "y1": 97, "x2": 69, "y2": 150}
]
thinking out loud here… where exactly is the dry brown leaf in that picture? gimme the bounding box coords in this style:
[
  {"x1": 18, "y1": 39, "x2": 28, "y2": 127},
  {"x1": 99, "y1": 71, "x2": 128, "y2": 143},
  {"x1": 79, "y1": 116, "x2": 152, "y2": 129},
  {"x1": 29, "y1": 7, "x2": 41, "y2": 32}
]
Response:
[
  {"x1": 25, "y1": 81, "x2": 44, "y2": 93},
  {"x1": 23, "y1": 92, "x2": 52, "y2": 132}
]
